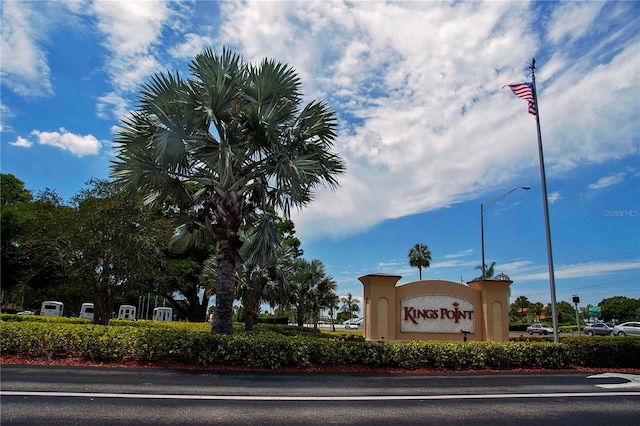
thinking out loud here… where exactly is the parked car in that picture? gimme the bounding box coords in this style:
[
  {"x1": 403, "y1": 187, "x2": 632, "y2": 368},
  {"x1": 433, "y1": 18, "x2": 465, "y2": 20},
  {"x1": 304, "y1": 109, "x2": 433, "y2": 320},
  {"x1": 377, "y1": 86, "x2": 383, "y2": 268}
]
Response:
[
  {"x1": 16, "y1": 310, "x2": 33, "y2": 315},
  {"x1": 611, "y1": 322, "x2": 640, "y2": 337},
  {"x1": 344, "y1": 318, "x2": 363, "y2": 330},
  {"x1": 583, "y1": 323, "x2": 612, "y2": 336},
  {"x1": 526, "y1": 323, "x2": 554, "y2": 335}
]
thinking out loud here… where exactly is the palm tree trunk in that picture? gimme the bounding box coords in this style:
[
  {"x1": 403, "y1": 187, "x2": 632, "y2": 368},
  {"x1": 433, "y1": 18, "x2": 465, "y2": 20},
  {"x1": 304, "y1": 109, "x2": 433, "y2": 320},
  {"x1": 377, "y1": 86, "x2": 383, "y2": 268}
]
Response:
[
  {"x1": 212, "y1": 256, "x2": 236, "y2": 334},
  {"x1": 244, "y1": 290, "x2": 259, "y2": 331}
]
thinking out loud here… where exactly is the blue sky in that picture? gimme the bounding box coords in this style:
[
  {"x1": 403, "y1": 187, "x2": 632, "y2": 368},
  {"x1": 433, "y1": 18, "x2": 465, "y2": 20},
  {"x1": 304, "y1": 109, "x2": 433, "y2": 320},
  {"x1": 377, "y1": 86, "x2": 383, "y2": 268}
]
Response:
[{"x1": 2, "y1": 1, "x2": 638, "y2": 312}]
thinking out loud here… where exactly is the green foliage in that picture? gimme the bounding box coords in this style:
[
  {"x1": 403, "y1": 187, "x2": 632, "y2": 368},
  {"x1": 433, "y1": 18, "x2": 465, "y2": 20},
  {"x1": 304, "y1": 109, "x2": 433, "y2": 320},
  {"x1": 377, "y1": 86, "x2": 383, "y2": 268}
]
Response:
[
  {"x1": 4, "y1": 320, "x2": 637, "y2": 370},
  {"x1": 1, "y1": 314, "x2": 91, "y2": 325},
  {"x1": 599, "y1": 296, "x2": 640, "y2": 323},
  {"x1": 563, "y1": 337, "x2": 640, "y2": 368}
]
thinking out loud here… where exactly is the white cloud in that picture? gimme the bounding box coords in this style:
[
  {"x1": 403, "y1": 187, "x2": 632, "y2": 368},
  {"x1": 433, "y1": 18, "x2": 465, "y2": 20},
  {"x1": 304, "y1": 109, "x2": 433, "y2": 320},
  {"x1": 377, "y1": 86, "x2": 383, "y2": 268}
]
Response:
[
  {"x1": 588, "y1": 173, "x2": 626, "y2": 190},
  {"x1": 91, "y1": 1, "x2": 170, "y2": 58},
  {"x1": 169, "y1": 33, "x2": 214, "y2": 59},
  {"x1": 89, "y1": 0, "x2": 177, "y2": 118},
  {"x1": 30, "y1": 128, "x2": 101, "y2": 156},
  {"x1": 443, "y1": 249, "x2": 475, "y2": 259},
  {"x1": 10, "y1": 136, "x2": 32, "y2": 148},
  {"x1": 547, "y1": 191, "x2": 562, "y2": 204},
  {"x1": 547, "y1": 2, "x2": 605, "y2": 43},
  {"x1": 211, "y1": 2, "x2": 637, "y2": 242},
  {"x1": 0, "y1": 1, "x2": 54, "y2": 97},
  {"x1": 96, "y1": 92, "x2": 130, "y2": 121},
  {"x1": 516, "y1": 260, "x2": 640, "y2": 282}
]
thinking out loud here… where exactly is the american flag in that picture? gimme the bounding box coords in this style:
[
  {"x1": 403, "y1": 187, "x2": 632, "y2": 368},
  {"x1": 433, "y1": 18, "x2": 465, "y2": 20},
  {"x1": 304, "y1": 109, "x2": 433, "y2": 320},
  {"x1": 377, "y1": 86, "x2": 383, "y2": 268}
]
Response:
[{"x1": 505, "y1": 82, "x2": 536, "y2": 116}]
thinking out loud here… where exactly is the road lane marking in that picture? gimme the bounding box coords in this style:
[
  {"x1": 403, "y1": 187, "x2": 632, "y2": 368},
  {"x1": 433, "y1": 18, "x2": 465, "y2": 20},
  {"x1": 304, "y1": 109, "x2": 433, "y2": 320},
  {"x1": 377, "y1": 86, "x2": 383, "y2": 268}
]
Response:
[
  {"x1": 588, "y1": 373, "x2": 640, "y2": 389},
  {"x1": 1, "y1": 391, "x2": 639, "y2": 401}
]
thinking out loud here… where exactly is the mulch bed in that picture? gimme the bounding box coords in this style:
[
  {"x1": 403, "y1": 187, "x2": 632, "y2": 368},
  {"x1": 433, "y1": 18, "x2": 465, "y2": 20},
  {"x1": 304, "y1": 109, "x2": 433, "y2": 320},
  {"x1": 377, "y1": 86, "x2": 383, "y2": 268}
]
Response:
[{"x1": 2, "y1": 355, "x2": 639, "y2": 374}]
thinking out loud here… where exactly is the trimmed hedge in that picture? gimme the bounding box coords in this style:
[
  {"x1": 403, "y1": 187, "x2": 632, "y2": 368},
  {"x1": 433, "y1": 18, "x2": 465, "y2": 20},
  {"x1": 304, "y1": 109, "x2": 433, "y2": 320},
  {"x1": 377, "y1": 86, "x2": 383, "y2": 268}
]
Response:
[{"x1": 1, "y1": 318, "x2": 638, "y2": 370}]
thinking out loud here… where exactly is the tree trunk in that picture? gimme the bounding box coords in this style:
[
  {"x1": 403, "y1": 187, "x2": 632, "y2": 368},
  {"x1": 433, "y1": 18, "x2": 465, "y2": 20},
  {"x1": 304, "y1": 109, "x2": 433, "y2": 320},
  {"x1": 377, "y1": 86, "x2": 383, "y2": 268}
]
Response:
[
  {"x1": 212, "y1": 256, "x2": 236, "y2": 334},
  {"x1": 244, "y1": 290, "x2": 259, "y2": 331},
  {"x1": 296, "y1": 306, "x2": 305, "y2": 328},
  {"x1": 93, "y1": 282, "x2": 114, "y2": 326}
]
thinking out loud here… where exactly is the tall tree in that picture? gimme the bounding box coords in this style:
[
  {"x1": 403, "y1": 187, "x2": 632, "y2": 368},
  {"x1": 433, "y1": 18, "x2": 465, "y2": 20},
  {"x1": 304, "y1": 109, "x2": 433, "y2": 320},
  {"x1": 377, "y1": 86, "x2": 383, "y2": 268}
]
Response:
[
  {"x1": 408, "y1": 243, "x2": 432, "y2": 280},
  {"x1": 599, "y1": 296, "x2": 640, "y2": 323},
  {"x1": 530, "y1": 302, "x2": 544, "y2": 320},
  {"x1": 111, "y1": 47, "x2": 345, "y2": 334},
  {"x1": 307, "y1": 272, "x2": 337, "y2": 333},
  {"x1": 511, "y1": 295, "x2": 531, "y2": 318},
  {"x1": 340, "y1": 292, "x2": 360, "y2": 321},
  {"x1": 326, "y1": 293, "x2": 340, "y2": 331},
  {"x1": 236, "y1": 234, "x2": 295, "y2": 331},
  {"x1": 556, "y1": 300, "x2": 576, "y2": 323},
  {"x1": 292, "y1": 258, "x2": 334, "y2": 328},
  {"x1": 7, "y1": 189, "x2": 76, "y2": 301},
  {"x1": 154, "y1": 250, "x2": 214, "y2": 322},
  {"x1": 71, "y1": 179, "x2": 169, "y2": 324},
  {"x1": 1, "y1": 174, "x2": 34, "y2": 297}
]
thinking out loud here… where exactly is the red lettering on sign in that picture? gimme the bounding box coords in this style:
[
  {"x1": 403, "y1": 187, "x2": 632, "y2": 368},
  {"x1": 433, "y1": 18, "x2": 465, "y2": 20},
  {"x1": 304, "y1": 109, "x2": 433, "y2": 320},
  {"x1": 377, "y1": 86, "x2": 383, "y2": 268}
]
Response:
[{"x1": 403, "y1": 303, "x2": 474, "y2": 324}]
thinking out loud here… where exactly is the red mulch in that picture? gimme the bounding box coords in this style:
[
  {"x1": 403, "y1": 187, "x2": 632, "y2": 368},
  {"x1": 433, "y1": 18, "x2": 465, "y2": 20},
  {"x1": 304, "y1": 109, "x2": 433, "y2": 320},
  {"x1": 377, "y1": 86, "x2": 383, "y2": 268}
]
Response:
[{"x1": 2, "y1": 354, "x2": 638, "y2": 374}]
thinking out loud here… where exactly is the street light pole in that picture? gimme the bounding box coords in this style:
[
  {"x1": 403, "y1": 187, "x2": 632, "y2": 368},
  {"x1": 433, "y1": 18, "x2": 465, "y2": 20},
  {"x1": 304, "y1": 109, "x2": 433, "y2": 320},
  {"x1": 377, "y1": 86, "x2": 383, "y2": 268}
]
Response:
[
  {"x1": 480, "y1": 186, "x2": 530, "y2": 279},
  {"x1": 573, "y1": 294, "x2": 581, "y2": 336}
]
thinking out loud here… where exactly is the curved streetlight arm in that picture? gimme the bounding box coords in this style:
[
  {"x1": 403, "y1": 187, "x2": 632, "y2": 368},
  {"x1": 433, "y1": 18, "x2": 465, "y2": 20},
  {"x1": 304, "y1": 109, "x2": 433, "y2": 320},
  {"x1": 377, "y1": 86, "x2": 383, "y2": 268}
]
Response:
[
  {"x1": 480, "y1": 186, "x2": 530, "y2": 279},
  {"x1": 482, "y1": 186, "x2": 531, "y2": 212}
]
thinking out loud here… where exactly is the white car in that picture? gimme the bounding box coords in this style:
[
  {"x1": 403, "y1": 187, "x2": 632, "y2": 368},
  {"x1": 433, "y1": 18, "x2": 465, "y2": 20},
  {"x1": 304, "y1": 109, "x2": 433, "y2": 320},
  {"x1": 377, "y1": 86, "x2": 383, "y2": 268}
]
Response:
[
  {"x1": 611, "y1": 322, "x2": 640, "y2": 337},
  {"x1": 526, "y1": 323, "x2": 555, "y2": 335},
  {"x1": 344, "y1": 318, "x2": 363, "y2": 329}
]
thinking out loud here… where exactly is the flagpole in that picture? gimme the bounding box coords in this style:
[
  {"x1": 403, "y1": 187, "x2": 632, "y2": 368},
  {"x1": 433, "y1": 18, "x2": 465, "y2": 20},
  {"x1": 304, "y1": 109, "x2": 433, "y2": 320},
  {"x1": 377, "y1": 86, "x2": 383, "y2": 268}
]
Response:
[{"x1": 530, "y1": 58, "x2": 559, "y2": 343}]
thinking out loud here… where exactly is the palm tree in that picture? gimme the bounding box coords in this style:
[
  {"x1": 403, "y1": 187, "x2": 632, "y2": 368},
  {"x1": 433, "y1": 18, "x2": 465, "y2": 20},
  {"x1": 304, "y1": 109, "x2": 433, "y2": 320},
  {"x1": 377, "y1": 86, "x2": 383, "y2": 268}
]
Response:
[
  {"x1": 340, "y1": 292, "x2": 360, "y2": 321},
  {"x1": 512, "y1": 295, "x2": 531, "y2": 318},
  {"x1": 408, "y1": 243, "x2": 432, "y2": 280},
  {"x1": 473, "y1": 262, "x2": 510, "y2": 281},
  {"x1": 530, "y1": 301, "x2": 544, "y2": 321},
  {"x1": 292, "y1": 258, "x2": 333, "y2": 328},
  {"x1": 326, "y1": 293, "x2": 340, "y2": 331},
  {"x1": 307, "y1": 274, "x2": 337, "y2": 333},
  {"x1": 111, "y1": 47, "x2": 345, "y2": 334},
  {"x1": 474, "y1": 261, "x2": 496, "y2": 280}
]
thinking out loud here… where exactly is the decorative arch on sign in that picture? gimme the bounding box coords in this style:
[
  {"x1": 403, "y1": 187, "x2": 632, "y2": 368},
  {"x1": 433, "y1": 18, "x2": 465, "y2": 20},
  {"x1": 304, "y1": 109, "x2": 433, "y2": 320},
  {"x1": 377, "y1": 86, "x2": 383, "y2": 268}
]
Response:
[
  {"x1": 377, "y1": 297, "x2": 389, "y2": 340},
  {"x1": 492, "y1": 301, "x2": 503, "y2": 340}
]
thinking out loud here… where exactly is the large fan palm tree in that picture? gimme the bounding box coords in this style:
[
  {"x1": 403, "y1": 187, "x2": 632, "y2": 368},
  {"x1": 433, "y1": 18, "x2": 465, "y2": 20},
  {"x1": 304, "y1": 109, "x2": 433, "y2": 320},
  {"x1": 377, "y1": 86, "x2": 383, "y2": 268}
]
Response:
[
  {"x1": 408, "y1": 243, "x2": 432, "y2": 280},
  {"x1": 111, "y1": 47, "x2": 345, "y2": 334}
]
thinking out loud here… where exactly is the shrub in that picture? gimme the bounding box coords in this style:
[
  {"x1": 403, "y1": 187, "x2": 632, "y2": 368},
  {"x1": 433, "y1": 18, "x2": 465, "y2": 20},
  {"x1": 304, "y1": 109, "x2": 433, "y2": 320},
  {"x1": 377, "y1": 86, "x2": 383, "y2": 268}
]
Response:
[
  {"x1": 563, "y1": 336, "x2": 640, "y2": 368},
  {"x1": 1, "y1": 321, "x2": 637, "y2": 370}
]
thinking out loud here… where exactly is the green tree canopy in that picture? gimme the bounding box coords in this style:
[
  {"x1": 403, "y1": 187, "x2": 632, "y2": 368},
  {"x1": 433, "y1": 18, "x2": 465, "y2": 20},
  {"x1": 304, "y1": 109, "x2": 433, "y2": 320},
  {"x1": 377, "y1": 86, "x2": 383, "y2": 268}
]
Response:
[
  {"x1": 70, "y1": 179, "x2": 171, "y2": 324},
  {"x1": 599, "y1": 296, "x2": 640, "y2": 323}
]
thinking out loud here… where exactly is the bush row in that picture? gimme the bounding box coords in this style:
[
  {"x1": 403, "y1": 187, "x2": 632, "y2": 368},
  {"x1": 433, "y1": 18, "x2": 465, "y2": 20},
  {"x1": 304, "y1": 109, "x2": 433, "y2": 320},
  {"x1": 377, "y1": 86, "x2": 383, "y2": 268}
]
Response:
[{"x1": 2, "y1": 320, "x2": 638, "y2": 370}]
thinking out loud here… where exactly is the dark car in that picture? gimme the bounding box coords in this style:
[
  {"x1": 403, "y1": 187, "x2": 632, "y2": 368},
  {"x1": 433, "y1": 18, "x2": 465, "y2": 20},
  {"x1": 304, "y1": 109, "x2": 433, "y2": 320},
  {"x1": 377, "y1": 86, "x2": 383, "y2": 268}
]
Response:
[{"x1": 583, "y1": 323, "x2": 612, "y2": 336}]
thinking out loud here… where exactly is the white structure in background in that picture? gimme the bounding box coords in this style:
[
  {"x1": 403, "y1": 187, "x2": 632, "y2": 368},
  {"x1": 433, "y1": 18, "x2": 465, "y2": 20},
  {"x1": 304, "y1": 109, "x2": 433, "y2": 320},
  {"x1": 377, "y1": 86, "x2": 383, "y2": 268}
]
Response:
[
  {"x1": 79, "y1": 303, "x2": 94, "y2": 320},
  {"x1": 40, "y1": 301, "x2": 64, "y2": 317},
  {"x1": 118, "y1": 304, "x2": 137, "y2": 320},
  {"x1": 153, "y1": 307, "x2": 172, "y2": 322}
]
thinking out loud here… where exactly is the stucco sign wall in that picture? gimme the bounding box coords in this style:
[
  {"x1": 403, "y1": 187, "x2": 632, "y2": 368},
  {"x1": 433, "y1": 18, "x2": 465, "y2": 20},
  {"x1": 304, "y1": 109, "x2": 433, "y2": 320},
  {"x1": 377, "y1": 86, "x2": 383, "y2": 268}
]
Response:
[{"x1": 401, "y1": 295, "x2": 475, "y2": 333}]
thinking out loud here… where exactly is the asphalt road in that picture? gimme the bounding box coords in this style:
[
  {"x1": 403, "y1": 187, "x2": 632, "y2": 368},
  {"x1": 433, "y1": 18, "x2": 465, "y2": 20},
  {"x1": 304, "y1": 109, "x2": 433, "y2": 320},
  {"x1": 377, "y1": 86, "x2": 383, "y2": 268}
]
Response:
[{"x1": 1, "y1": 365, "x2": 639, "y2": 425}]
